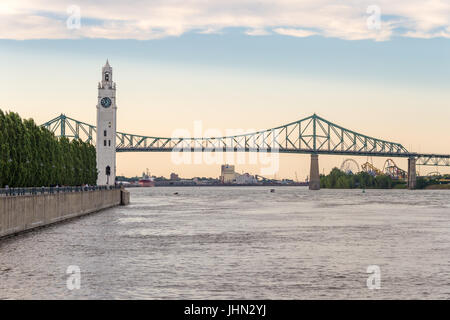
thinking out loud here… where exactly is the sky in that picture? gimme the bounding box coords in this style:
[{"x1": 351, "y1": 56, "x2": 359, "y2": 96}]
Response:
[{"x1": 0, "y1": 0, "x2": 449, "y2": 179}]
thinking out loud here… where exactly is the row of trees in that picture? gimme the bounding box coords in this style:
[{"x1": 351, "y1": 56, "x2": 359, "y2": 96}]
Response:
[
  {"x1": 416, "y1": 176, "x2": 450, "y2": 189},
  {"x1": 320, "y1": 168, "x2": 399, "y2": 189},
  {"x1": 0, "y1": 109, "x2": 97, "y2": 187}
]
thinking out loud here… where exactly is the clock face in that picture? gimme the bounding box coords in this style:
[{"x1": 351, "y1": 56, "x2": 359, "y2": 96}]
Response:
[{"x1": 101, "y1": 97, "x2": 112, "y2": 108}]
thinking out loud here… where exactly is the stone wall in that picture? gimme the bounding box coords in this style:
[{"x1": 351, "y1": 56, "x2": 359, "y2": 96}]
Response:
[{"x1": 0, "y1": 189, "x2": 125, "y2": 239}]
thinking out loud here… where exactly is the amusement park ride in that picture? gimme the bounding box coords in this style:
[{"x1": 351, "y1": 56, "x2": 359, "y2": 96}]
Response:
[{"x1": 341, "y1": 158, "x2": 416, "y2": 180}]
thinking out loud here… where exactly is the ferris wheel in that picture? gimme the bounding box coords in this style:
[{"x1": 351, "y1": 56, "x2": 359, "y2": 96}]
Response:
[{"x1": 340, "y1": 159, "x2": 361, "y2": 174}]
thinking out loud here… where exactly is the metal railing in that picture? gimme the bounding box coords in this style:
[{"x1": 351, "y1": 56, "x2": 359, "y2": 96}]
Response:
[{"x1": 0, "y1": 185, "x2": 121, "y2": 197}]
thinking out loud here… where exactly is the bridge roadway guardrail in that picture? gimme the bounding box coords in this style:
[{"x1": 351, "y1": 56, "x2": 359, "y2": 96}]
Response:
[{"x1": 0, "y1": 185, "x2": 121, "y2": 197}]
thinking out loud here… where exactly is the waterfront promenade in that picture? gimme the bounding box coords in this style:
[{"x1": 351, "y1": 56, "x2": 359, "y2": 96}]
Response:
[{"x1": 0, "y1": 186, "x2": 129, "y2": 239}]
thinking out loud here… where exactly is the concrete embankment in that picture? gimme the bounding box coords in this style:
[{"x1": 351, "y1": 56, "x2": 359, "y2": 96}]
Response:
[{"x1": 0, "y1": 188, "x2": 130, "y2": 239}]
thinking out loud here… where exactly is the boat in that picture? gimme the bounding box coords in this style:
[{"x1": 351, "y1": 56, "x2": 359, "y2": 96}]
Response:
[{"x1": 138, "y1": 170, "x2": 155, "y2": 187}]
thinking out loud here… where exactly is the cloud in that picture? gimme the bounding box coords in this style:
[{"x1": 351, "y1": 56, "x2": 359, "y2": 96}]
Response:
[
  {"x1": 0, "y1": 0, "x2": 449, "y2": 41},
  {"x1": 245, "y1": 28, "x2": 270, "y2": 36},
  {"x1": 273, "y1": 28, "x2": 317, "y2": 38},
  {"x1": 403, "y1": 30, "x2": 450, "y2": 39}
]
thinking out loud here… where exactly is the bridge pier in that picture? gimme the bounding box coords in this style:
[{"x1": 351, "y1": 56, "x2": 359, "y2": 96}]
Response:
[
  {"x1": 309, "y1": 154, "x2": 320, "y2": 190},
  {"x1": 407, "y1": 157, "x2": 417, "y2": 189}
]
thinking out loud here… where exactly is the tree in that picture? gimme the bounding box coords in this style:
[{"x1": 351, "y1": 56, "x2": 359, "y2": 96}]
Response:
[{"x1": 0, "y1": 108, "x2": 98, "y2": 187}]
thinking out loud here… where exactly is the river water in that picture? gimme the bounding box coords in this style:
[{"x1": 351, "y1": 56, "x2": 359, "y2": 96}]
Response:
[{"x1": 0, "y1": 187, "x2": 449, "y2": 299}]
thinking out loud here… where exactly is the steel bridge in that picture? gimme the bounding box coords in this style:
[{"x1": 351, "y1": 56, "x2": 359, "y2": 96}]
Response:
[{"x1": 42, "y1": 113, "x2": 450, "y2": 168}]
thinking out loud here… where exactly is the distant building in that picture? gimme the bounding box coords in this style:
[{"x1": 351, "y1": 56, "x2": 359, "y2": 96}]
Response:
[
  {"x1": 235, "y1": 173, "x2": 257, "y2": 185},
  {"x1": 154, "y1": 179, "x2": 195, "y2": 186},
  {"x1": 170, "y1": 173, "x2": 179, "y2": 180},
  {"x1": 220, "y1": 164, "x2": 236, "y2": 183},
  {"x1": 117, "y1": 181, "x2": 131, "y2": 186},
  {"x1": 193, "y1": 177, "x2": 221, "y2": 185}
]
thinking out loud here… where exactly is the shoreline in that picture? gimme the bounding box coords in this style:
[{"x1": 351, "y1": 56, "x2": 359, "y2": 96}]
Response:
[
  {"x1": 125, "y1": 183, "x2": 309, "y2": 188},
  {"x1": 424, "y1": 184, "x2": 450, "y2": 190}
]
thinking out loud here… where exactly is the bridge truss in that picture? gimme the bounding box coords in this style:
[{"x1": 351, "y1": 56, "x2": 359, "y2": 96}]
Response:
[
  {"x1": 416, "y1": 155, "x2": 450, "y2": 166},
  {"x1": 42, "y1": 113, "x2": 450, "y2": 166}
]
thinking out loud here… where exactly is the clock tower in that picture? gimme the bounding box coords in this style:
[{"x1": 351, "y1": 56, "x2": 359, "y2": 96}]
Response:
[{"x1": 96, "y1": 60, "x2": 117, "y2": 185}]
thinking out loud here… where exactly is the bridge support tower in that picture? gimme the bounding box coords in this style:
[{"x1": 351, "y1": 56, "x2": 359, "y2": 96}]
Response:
[
  {"x1": 407, "y1": 157, "x2": 417, "y2": 190},
  {"x1": 309, "y1": 154, "x2": 320, "y2": 190}
]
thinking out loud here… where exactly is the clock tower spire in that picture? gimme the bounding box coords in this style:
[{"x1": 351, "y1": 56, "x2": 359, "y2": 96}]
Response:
[{"x1": 96, "y1": 60, "x2": 117, "y2": 185}]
